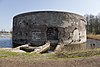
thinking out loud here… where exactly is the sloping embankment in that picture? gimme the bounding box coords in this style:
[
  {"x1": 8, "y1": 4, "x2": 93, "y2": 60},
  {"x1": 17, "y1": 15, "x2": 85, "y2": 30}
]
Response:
[
  {"x1": 0, "y1": 48, "x2": 100, "y2": 67},
  {"x1": 0, "y1": 56, "x2": 100, "y2": 67}
]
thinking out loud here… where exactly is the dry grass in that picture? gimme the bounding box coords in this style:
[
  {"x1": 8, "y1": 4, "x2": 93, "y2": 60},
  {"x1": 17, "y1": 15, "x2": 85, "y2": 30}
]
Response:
[
  {"x1": 87, "y1": 34, "x2": 100, "y2": 40},
  {"x1": 55, "y1": 49, "x2": 100, "y2": 58},
  {"x1": 0, "y1": 55, "x2": 100, "y2": 67},
  {"x1": 0, "y1": 48, "x2": 100, "y2": 67}
]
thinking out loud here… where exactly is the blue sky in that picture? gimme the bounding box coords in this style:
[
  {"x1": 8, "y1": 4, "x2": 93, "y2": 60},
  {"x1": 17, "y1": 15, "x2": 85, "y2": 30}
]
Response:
[{"x1": 0, "y1": 0, "x2": 100, "y2": 31}]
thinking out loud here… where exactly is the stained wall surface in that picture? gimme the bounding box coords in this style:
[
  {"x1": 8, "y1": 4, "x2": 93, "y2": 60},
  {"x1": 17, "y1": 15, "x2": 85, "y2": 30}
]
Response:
[{"x1": 13, "y1": 11, "x2": 87, "y2": 47}]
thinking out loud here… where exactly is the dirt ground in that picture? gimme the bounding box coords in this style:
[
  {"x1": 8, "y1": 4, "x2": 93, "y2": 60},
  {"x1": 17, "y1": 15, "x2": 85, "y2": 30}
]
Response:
[{"x1": 0, "y1": 56, "x2": 100, "y2": 67}]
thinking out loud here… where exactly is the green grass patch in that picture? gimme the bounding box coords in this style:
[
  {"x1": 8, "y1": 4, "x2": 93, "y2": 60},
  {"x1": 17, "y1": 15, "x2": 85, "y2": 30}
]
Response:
[{"x1": 0, "y1": 51, "x2": 18, "y2": 58}]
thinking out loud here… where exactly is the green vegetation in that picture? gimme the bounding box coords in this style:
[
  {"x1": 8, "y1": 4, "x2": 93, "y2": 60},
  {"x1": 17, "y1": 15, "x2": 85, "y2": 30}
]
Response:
[
  {"x1": 0, "y1": 51, "x2": 41, "y2": 58},
  {"x1": 1, "y1": 48, "x2": 100, "y2": 59},
  {"x1": 85, "y1": 14, "x2": 100, "y2": 34}
]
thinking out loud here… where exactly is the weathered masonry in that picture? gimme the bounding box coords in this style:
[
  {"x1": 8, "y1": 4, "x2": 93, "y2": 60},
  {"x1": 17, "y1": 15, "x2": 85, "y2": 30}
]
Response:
[{"x1": 13, "y1": 11, "x2": 87, "y2": 47}]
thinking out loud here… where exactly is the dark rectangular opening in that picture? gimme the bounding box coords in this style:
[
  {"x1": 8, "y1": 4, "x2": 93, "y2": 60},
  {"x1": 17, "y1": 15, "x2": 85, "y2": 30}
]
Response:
[{"x1": 46, "y1": 27, "x2": 58, "y2": 40}]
